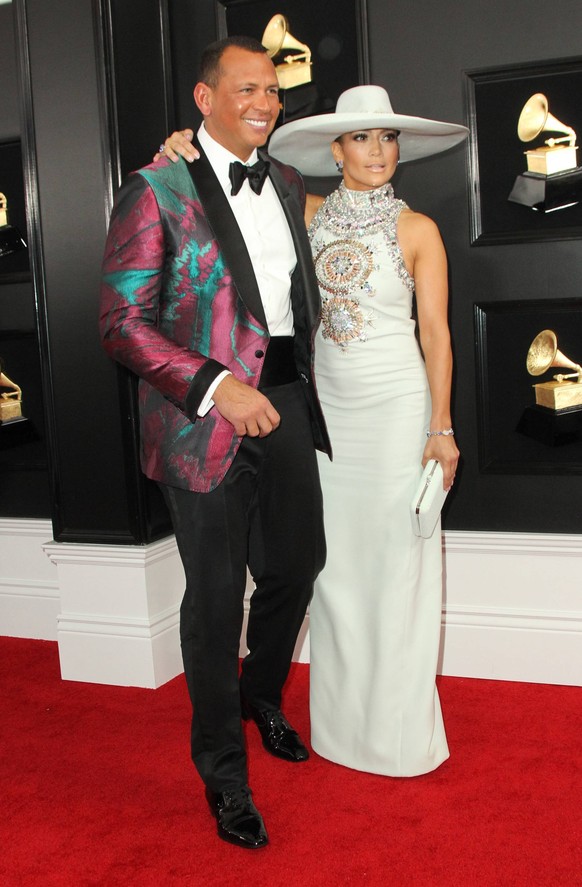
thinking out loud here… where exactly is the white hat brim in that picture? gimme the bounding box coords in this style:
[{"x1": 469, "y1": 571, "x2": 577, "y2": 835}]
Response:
[{"x1": 268, "y1": 111, "x2": 469, "y2": 176}]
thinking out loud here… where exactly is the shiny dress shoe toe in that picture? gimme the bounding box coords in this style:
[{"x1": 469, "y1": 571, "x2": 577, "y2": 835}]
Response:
[
  {"x1": 241, "y1": 698, "x2": 309, "y2": 762},
  {"x1": 205, "y1": 786, "x2": 268, "y2": 849}
]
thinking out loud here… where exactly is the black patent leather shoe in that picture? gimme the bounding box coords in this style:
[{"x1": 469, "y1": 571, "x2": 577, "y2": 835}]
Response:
[
  {"x1": 205, "y1": 786, "x2": 268, "y2": 849},
  {"x1": 241, "y1": 697, "x2": 309, "y2": 762}
]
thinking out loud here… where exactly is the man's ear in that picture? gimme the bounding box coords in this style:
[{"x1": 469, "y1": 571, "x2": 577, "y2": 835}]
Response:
[{"x1": 194, "y1": 82, "x2": 211, "y2": 117}]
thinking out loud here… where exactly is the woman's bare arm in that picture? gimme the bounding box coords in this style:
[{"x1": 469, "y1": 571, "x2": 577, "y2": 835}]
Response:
[{"x1": 399, "y1": 210, "x2": 459, "y2": 490}]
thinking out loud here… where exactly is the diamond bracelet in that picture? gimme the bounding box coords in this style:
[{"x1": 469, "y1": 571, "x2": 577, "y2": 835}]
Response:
[{"x1": 426, "y1": 427, "x2": 454, "y2": 438}]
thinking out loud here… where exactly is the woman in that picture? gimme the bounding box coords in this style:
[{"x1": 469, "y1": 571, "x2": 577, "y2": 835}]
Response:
[{"x1": 158, "y1": 85, "x2": 467, "y2": 776}]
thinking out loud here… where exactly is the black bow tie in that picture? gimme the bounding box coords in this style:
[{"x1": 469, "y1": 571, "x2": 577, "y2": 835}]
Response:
[{"x1": 229, "y1": 159, "x2": 270, "y2": 196}]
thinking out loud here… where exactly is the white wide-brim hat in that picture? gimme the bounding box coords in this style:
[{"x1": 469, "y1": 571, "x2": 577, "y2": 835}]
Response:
[{"x1": 268, "y1": 85, "x2": 469, "y2": 176}]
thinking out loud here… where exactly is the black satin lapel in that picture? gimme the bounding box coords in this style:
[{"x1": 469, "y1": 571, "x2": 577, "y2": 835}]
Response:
[
  {"x1": 267, "y1": 158, "x2": 320, "y2": 333},
  {"x1": 187, "y1": 143, "x2": 267, "y2": 330}
]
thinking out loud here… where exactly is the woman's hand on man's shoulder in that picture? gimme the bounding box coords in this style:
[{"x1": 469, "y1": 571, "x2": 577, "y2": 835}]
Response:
[{"x1": 153, "y1": 129, "x2": 198, "y2": 163}]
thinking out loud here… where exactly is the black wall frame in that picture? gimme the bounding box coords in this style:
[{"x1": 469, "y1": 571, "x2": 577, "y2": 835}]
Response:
[
  {"x1": 0, "y1": 140, "x2": 30, "y2": 282},
  {"x1": 465, "y1": 56, "x2": 582, "y2": 245},
  {"x1": 475, "y1": 298, "x2": 582, "y2": 475},
  {"x1": 215, "y1": 0, "x2": 370, "y2": 122}
]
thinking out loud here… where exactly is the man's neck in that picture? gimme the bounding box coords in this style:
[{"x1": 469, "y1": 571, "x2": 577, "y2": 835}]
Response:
[{"x1": 198, "y1": 123, "x2": 257, "y2": 165}]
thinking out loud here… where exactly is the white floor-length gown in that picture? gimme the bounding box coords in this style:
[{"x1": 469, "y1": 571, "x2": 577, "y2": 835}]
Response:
[{"x1": 308, "y1": 182, "x2": 449, "y2": 776}]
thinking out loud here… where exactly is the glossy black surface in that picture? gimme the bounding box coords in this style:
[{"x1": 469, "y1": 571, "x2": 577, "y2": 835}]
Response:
[
  {"x1": 205, "y1": 786, "x2": 269, "y2": 849},
  {"x1": 242, "y1": 697, "x2": 309, "y2": 762}
]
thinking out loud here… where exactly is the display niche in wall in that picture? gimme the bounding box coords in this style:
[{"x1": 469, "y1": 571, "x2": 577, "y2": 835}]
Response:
[{"x1": 0, "y1": 140, "x2": 50, "y2": 516}]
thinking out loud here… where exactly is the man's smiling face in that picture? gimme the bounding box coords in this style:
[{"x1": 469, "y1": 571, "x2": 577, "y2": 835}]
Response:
[{"x1": 195, "y1": 46, "x2": 280, "y2": 161}]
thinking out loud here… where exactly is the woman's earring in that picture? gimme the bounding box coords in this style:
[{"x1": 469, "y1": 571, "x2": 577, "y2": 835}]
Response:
[{"x1": 336, "y1": 160, "x2": 344, "y2": 172}]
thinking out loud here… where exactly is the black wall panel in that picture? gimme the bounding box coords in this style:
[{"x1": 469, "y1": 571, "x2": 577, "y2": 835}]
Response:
[
  {"x1": 0, "y1": 4, "x2": 50, "y2": 517},
  {"x1": 12, "y1": 0, "x2": 179, "y2": 541},
  {"x1": 366, "y1": 0, "x2": 582, "y2": 532},
  {"x1": 7, "y1": 0, "x2": 582, "y2": 537}
]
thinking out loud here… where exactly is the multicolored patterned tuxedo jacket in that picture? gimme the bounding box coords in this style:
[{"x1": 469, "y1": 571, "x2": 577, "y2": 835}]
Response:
[{"x1": 100, "y1": 144, "x2": 331, "y2": 493}]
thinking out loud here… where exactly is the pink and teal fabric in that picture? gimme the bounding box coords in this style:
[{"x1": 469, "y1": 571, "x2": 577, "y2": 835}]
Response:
[{"x1": 100, "y1": 144, "x2": 329, "y2": 492}]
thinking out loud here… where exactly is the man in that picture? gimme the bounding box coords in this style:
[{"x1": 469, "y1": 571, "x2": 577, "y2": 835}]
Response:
[{"x1": 100, "y1": 36, "x2": 331, "y2": 849}]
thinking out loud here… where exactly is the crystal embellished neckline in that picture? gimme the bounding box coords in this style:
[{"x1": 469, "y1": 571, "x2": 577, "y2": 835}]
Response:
[{"x1": 311, "y1": 181, "x2": 405, "y2": 238}]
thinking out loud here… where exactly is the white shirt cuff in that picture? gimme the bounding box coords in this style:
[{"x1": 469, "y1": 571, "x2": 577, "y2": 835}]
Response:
[{"x1": 197, "y1": 370, "x2": 231, "y2": 417}]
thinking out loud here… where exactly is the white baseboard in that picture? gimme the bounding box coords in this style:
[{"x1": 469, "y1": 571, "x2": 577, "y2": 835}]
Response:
[
  {"x1": 43, "y1": 536, "x2": 186, "y2": 689},
  {"x1": 440, "y1": 531, "x2": 582, "y2": 686},
  {"x1": 2, "y1": 520, "x2": 582, "y2": 688},
  {"x1": 0, "y1": 519, "x2": 59, "y2": 640}
]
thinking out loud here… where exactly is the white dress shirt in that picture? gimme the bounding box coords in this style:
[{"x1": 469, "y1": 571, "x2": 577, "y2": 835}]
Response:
[{"x1": 196, "y1": 124, "x2": 297, "y2": 415}]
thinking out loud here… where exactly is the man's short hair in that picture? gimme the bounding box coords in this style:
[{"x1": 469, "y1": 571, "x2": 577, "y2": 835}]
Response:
[{"x1": 199, "y1": 36, "x2": 268, "y2": 88}]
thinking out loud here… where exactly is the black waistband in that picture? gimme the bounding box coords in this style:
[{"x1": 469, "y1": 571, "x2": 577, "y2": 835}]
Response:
[{"x1": 258, "y1": 336, "x2": 298, "y2": 389}]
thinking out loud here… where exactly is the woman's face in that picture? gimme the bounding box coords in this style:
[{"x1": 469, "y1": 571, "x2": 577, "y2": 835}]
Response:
[{"x1": 331, "y1": 128, "x2": 400, "y2": 191}]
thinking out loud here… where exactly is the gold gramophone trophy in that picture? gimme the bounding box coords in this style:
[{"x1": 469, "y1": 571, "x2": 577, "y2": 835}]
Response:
[
  {"x1": 516, "y1": 330, "x2": 582, "y2": 445},
  {"x1": 508, "y1": 94, "x2": 582, "y2": 212},
  {"x1": 0, "y1": 192, "x2": 27, "y2": 258},
  {"x1": 262, "y1": 15, "x2": 312, "y2": 91},
  {"x1": 526, "y1": 329, "x2": 582, "y2": 409},
  {"x1": 0, "y1": 360, "x2": 25, "y2": 425}
]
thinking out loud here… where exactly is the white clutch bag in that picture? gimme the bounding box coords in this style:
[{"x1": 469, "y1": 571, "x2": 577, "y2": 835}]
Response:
[{"x1": 410, "y1": 459, "x2": 448, "y2": 538}]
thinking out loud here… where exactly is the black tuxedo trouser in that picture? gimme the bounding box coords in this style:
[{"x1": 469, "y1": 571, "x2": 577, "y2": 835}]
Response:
[{"x1": 159, "y1": 380, "x2": 325, "y2": 793}]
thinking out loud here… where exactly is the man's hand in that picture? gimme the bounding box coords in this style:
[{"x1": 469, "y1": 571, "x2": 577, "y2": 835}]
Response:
[
  {"x1": 153, "y1": 129, "x2": 198, "y2": 163},
  {"x1": 212, "y1": 375, "x2": 280, "y2": 437}
]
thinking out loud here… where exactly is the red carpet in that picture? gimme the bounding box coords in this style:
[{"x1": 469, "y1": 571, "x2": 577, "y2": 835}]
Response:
[{"x1": 1, "y1": 637, "x2": 580, "y2": 886}]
